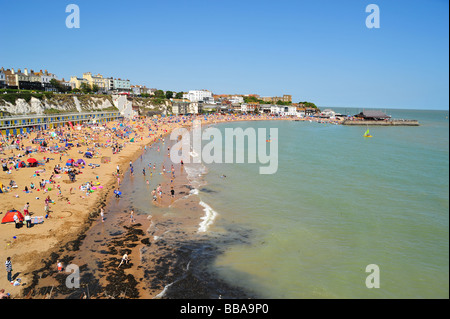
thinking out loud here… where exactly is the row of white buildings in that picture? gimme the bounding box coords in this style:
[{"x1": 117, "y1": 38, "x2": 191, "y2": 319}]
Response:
[
  {"x1": 182, "y1": 90, "x2": 214, "y2": 103},
  {"x1": 181, "y1": 90, "x2": 245, "y2": 105},
  {"x1": 171, "y1": 101, "x2": 314, "y2": 117}
]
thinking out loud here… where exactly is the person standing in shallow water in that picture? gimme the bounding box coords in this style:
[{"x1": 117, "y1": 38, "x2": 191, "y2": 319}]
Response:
[
  {"x1": 118, "y1": 253, "x2": 129, "y2": 268},
  {"x1": 130, "y1": 209, "x2": 135, "y2": 224}
]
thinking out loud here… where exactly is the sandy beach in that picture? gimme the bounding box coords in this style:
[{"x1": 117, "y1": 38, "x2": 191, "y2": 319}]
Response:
[{"x1": 0, "y1": 113, "x2": 320, "y2": 298}]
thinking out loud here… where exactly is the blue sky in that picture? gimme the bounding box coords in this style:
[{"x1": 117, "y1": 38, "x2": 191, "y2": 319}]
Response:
[{"x1": 0, "y1": 0, "x2": 448, "y2": 110}]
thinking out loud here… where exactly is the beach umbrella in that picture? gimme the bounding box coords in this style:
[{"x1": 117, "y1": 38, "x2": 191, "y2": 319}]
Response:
[{"x1": 27, "y1": 158, "x2": 37, "y2": 164}]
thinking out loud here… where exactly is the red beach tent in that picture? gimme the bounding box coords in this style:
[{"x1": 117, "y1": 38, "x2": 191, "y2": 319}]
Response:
[{"x1": 1, "y1": 210, "x2": 24, "y2": 224}]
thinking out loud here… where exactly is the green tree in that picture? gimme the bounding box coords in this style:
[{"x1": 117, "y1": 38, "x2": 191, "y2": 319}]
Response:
[
  {"x1": 92, "y1": 84, "x2": 100, "y2": 93},
  {"x1": 175, "y1": 92, "x2": 184, "y2": 99},
  {"x1": 244, "y1": 96, "x2": 259, "y2": 103},
  {"x1": 165, "y1": 91, "x2": 174, "y2": 99},
  {"x1": 154, "y1": 90, "x2": 165, "y2": 99},
  {"x1": 299, "y1": 101, "x2": 317, "y2": 108},
  {"x1": 50, "y1": 79, "x2": 62, "y2": 92},
  {"x1": 80, "y1": 82, "x2": 92, "y2": 94}
]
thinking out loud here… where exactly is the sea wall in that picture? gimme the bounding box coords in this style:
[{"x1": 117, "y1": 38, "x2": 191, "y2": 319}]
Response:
[{"x1": 342, "y1": 119, "x2": 420, "y2": 126}]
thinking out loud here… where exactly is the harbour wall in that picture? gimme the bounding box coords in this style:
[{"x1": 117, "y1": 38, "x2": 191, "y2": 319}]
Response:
[{"x1": 342, "y1": 120, "x2": 419, "y2": 126}]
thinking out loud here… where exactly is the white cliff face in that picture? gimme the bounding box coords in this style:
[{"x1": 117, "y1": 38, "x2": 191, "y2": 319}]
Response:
[
  {"x1": 30, "y1": 97, "x2": 46, "y2": 114},
  {"x1": 0, "y1": 94, "x2": 168, "y2": 116},
  {"x1": 73, "y1": 96, "x2": 82, "y2": 112},
  {"x1": 0, "y1": 95, "x2": 118, "y2": 115},
  {"x1": 0, "y1": 97, "x2": 46, "y2": 114},
  {"x1": 110, "y1": 95, "x2": 170, "y2": 118},
  {"x1": 81, "y1": 97, "x2": 114, "y2": 111},
  {"x1": 112, "y1": 95, "x2": 134, "y2": 118}
]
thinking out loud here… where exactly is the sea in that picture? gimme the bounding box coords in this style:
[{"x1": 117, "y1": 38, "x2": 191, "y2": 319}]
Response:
[{"x1": 129, "y1": 108, "x2": 449, "y2": 299}]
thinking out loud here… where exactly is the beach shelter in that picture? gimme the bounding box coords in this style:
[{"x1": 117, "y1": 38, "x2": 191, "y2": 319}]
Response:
[
  {"x1": 0, "y1": 183, "x2": 4, "y2": 193},
  {"x1": 84, "y1": 152, "x2": 93, "y2": 159},
  {"x1": 66, "y1": 159, "x2": 75, "y2": 166},
  {"x1": 76, "y1": 159, "x2": 86, "y2": 165},
  {"x1": 1, "y1": 210, "x2": 24, "y2": 224}
]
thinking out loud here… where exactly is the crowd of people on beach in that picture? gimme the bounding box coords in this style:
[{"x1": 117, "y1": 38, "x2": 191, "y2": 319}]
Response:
[{"x1": 1, "y1": 111, "x2": 326, "y2": 298}]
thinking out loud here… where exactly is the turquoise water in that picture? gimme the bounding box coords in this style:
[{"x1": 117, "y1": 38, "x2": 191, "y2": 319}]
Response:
[{"x1": 195, "y1": 109, "x2": 449, "y2": 298}]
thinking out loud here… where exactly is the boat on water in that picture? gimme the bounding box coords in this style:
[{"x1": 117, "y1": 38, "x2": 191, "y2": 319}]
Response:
[{"x1": 363, "y1": 129, "x2": 372, "y2": 138}]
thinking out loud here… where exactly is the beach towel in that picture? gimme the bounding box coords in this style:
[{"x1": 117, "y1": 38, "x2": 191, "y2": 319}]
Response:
[{"x1": 31, "y1": 216, "x2": 44, "y2": 224}]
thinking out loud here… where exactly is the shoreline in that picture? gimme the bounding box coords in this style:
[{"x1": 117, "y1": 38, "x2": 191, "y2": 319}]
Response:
[
  {"x1": 0, "y1": 115, "x2": 182, "y2": 298},
  {"x1": 1, "y1": 116, "x2": 328, "y2": 298},
  {"x1": 2, "y1": 113, "x2": 294, "y2": 298}
]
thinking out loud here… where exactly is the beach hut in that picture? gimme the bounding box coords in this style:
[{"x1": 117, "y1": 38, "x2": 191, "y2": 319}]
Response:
[{"x1": 1, "y1": 210, "x2": 24, "y2": 224}]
